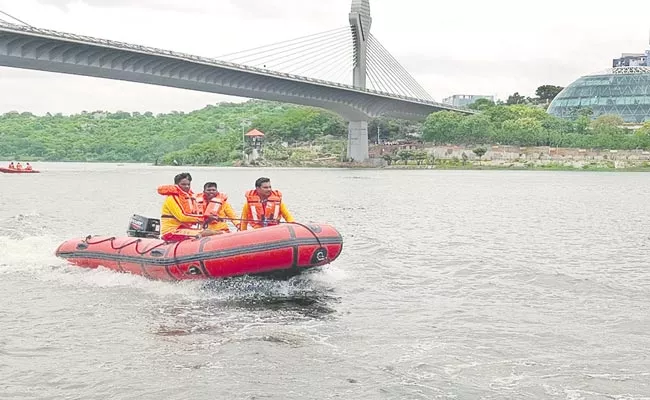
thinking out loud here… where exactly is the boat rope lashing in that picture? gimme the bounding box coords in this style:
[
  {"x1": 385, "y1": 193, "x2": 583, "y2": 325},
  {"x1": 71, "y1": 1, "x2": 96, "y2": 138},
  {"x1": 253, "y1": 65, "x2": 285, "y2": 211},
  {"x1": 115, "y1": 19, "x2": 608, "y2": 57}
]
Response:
[
  {"x1": 110, "y1": 238, "x2": 141, "y2": 250},
  {"x1": 84, "y1": 236, "x2": 116, "y2": 245},
  {"x1": 134, "y1": 241, "x2": 167, "y2": 255},
  {"x1": 84, "y1": 235, "x2": 169, "y2": 255}
]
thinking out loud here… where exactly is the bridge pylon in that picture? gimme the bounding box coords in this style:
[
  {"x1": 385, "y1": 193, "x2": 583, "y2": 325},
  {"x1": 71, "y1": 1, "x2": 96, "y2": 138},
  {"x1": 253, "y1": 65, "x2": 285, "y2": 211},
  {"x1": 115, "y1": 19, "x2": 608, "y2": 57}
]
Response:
[{"x1": 347, "y1": 0, "x2": 372, "y2": 161}]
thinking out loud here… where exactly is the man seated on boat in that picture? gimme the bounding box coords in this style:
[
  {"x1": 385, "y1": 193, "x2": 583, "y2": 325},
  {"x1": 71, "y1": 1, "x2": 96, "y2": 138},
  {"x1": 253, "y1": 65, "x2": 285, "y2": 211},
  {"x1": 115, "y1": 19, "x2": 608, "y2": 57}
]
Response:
[
  {"x1": 240, "y1": 177, "x2": 294, "y2": 230},
  {"x1": 7, "y1": 162, "x2": 15, "y2": 169},
  {"x1": 158, "y1": 172, "x2": 221, "y2": 241},
  {"x1": 196, "y1": 182, "x2": 240, "y2": 233},
  {"x1": 25, "y1": 163, "x2": 32, "y2": 171},
  {"x1": 15, "y1": 162, "x2": 23, "y2": 170}
]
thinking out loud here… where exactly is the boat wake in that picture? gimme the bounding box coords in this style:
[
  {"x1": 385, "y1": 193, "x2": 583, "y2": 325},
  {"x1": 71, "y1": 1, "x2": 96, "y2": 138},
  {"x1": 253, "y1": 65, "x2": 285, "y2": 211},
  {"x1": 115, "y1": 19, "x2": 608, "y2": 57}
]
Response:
[{"x1": 0, "y1": 215, "x2": 348, "y2": 318}]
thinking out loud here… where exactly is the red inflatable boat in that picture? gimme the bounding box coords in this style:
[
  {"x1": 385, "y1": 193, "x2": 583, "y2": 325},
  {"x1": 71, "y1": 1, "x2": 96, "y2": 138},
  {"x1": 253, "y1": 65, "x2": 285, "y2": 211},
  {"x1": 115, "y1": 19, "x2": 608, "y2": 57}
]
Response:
[
  {"x1": 0, "y1": 167, "x2": 40, "y2": 173},
  {"x1": 55, "y1": 216, "x2": 343, "y2": 281}
]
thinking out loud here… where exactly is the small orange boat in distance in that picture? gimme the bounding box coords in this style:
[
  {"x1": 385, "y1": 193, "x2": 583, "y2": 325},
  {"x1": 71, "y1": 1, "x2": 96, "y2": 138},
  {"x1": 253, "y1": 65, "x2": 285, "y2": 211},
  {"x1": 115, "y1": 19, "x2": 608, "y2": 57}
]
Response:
[
  {"x1": 55, "y1": 215, "x2": 344, "y2": 281},
  {"x1": 0, "y1": 167, "x2": 40, "y2": 174}
]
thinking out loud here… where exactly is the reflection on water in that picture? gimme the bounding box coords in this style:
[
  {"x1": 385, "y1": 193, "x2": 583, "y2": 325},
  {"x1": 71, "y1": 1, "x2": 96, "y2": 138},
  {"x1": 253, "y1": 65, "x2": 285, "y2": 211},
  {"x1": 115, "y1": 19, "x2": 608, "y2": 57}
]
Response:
[{"x1": 152, "y1": 274, "x2": 340, "y2": 339}]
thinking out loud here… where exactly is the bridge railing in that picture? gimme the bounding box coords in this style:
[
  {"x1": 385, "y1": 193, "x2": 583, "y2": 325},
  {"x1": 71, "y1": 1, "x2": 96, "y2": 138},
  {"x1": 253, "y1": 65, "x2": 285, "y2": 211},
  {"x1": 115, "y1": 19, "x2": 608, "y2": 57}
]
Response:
[{"x1": 0, "y1": 21, "x2": 473, "y2": 113}]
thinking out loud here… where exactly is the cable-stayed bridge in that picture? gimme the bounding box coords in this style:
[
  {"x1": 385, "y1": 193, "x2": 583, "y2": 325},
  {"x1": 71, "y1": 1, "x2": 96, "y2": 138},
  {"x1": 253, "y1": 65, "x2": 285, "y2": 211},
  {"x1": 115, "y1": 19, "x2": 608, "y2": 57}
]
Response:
[{"x1": 0, "y1": 0, "x2": 472, "y2": 161}]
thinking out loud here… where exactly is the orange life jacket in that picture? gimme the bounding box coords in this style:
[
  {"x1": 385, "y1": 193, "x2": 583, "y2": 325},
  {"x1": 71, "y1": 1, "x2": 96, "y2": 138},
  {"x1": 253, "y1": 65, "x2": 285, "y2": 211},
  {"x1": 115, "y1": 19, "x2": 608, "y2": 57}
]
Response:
[
  {"x1": 158, "y1": 185, "x2": 201, "y2": 229},
  {"x1": 245, "y1": 189, "x2": 282, "y2": 228},
  {"x1": 197, "y1": 192, "x2": 228, "y2": 216},
  {"x1": 25, "y1": 164, "x2": 32, "y2": 171},
  {"x1": 15, "y1": 163, "x2": 23, "y2": 170}
]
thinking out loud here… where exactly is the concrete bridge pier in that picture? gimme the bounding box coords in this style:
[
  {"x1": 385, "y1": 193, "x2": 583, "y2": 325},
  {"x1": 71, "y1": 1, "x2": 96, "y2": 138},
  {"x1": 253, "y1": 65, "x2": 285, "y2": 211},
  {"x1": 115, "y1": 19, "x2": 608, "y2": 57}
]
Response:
[{"x1": 347, "y1": 120, "x2": 369, "y2": 161}]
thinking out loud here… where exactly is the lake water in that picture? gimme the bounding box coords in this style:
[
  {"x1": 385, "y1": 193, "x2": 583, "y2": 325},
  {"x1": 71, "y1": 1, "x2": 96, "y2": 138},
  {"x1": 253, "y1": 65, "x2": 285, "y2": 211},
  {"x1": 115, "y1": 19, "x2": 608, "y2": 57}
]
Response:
[{"x1": 1, "y1": 163, "x2": 649, "y2": 399}]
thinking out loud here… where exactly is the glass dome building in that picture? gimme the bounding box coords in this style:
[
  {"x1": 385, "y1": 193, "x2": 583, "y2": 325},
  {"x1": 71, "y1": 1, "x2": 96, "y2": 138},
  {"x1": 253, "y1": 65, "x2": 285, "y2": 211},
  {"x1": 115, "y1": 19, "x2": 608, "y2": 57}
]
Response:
[{"x1": 548, "y1": 66, "x2": 650, "y2": 123}]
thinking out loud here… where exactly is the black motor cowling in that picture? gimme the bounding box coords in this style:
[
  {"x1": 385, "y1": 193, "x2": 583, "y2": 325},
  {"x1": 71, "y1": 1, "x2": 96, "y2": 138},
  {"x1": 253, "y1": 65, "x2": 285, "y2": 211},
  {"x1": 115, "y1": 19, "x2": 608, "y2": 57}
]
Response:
[{"x1": 126, "y1": 214, "x2": 161, "y2": 238}]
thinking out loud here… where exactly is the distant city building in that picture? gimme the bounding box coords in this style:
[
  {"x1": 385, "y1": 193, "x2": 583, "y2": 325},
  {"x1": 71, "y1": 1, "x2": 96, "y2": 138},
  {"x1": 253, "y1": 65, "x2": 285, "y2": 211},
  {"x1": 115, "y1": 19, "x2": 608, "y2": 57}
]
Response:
[
  {"x1": 442, "y1": 94, "x2": 494, "y2": 107},
  {"x1": 612, "y1": 52, "x2": 650, "y2": 67}
]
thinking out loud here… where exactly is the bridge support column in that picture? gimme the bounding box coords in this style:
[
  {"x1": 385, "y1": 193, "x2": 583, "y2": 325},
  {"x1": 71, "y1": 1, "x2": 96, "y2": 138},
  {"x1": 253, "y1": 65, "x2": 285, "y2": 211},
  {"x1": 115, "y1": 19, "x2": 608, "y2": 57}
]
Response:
[{"x1": 347, "y1": 120, "x2": 369, "y2": 161}]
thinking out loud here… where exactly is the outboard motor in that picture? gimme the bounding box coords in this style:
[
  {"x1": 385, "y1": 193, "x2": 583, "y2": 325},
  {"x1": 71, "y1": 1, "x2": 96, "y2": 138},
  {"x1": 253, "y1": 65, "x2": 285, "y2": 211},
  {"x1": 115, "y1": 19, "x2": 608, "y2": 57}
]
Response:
[{"x1": 126, "y1": 214, "x2": 161, "y2": 239}]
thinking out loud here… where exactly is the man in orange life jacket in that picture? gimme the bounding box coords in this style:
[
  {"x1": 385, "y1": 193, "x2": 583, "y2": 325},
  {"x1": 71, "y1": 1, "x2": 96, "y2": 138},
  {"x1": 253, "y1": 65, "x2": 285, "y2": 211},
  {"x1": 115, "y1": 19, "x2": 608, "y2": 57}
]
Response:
[
  {"x1": 158, "y1": 172, "x2": 220, "y2": 241},
  {"x1": 196, "y1": 182, "x2": 239, "y2": 232},
  {"x1": 240, "y1": 177, "x2": 294, "y2": 231}
]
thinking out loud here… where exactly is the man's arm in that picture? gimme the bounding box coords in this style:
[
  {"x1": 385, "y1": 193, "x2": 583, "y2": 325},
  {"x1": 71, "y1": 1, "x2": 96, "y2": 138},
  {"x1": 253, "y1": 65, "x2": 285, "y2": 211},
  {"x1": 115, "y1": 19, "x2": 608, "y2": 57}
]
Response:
[
  {"x1": 280, "y1": 202, "x2": 295, "y2": 223},
  {"x1": 222, "y1": 202, "x2": 240, "y2": 230},
  {"x1": 240, "y1": 203, "x2": 250, "y2": 230},
  {"x1": 165, "y1": 196, "x2": 204, "y2": 224}
]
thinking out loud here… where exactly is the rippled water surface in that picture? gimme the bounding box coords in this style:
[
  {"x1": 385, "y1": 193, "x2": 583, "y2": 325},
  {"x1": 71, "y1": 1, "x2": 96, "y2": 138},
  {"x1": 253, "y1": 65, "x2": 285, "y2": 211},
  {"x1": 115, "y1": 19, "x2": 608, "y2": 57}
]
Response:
[{"x1": 1, "y1": 163, "x2": 649, "y2": 399}]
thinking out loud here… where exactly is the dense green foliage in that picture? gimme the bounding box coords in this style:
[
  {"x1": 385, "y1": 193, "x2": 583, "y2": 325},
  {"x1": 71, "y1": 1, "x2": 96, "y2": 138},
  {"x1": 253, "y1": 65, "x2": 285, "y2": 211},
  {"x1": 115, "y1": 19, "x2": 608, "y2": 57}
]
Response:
[
  {"x1": 3, "y1": 92, "x2": 650, "y2": 165},
  {"x1": 423, "y1": 103, "x2": 650, "y2": 150},
  {"x1": 0, "y1": 101, "x2": 350, "y2": 163}
]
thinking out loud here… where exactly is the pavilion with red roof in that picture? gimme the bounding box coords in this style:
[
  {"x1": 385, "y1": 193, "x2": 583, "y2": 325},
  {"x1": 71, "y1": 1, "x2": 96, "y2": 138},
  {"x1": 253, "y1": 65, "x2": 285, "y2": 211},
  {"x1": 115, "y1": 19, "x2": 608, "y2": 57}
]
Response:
[
  {"x1": 244, "y1": 129, "x2": 265, "y2": 162},
  {"x1": 244, "y1": 129, "x2": 265, "y2": 138}
]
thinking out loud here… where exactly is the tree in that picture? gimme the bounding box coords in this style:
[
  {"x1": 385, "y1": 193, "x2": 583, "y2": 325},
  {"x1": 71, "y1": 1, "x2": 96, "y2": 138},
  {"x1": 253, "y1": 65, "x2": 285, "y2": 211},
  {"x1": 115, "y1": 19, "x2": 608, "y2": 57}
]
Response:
[
  {"x1": 421, "y1": 111, "x2": 464, "y2": 143},
  {"x1": 506, "y1": 92, "x2": 527, "y2": 105},
  {"x1": 591, "y1": 114, "x2": 624, "y2": 129},
  {"x1": 467, "y1": 98, "x2": 495, "y2": 111},
  {"x1": 535, "y1": 85, "x2": 564, "y2": 103},
  {"x1": 472, "y1": 147, "x2": 487, "y2": 164}
]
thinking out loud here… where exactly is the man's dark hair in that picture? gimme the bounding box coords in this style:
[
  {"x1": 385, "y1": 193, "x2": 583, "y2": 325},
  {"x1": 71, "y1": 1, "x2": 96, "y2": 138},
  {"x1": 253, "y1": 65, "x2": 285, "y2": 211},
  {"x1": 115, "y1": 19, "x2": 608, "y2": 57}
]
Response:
[
  {"x1": 174, "y1": 172, "x2": 192, "y2": 184},
  {"x1": 255, "y1": 177, "x2": 271, "y2": 188},
  {"x1": 203, "y1": 182, "x2": 217, "y2": 190}
]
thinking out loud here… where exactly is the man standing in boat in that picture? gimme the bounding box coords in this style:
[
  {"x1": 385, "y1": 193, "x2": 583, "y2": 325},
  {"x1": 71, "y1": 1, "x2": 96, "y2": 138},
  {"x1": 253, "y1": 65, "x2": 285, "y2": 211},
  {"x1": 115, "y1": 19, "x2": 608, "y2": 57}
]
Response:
[
  {"x1": 158, "y1": 172, "x2": 220, "y2": 241},
  {"x1": 196, "y1": 182, "x2": 239, "y2": 233},
  {"x1": 240, "y1": 177, "x2": 294, "y2": 230}
]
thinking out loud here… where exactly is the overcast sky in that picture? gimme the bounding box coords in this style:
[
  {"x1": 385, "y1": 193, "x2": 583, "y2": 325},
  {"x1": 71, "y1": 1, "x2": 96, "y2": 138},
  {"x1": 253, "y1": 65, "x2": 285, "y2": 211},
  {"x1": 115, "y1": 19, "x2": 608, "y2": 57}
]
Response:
[{"x1": 1, "y1": 0, "x2": 649, "y2": 115}]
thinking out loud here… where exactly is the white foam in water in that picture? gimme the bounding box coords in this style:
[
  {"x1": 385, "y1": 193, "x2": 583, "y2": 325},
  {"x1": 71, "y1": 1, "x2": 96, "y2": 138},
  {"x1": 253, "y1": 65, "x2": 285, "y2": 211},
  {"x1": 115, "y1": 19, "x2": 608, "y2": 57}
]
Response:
[
  {"x1": 0, "y1": 228, "x2": 348, "y2": 302},
  {"x1": 0, "y1": 233, "x2": 205, "y2": 299},
  {"x1": 0, "y1": 235, "x2": 65, "y2": 272},
  {"x1": 310, "y1": 264, "x2": 350, "y2": 283}
]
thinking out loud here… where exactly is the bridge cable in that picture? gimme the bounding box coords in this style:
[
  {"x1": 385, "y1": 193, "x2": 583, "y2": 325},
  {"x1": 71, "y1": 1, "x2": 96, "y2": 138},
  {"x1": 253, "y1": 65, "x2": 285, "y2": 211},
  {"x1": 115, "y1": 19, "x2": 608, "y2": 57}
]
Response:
[
  {"x1": 366, "y1": 43, "x2": 416, "y2": 96},
  {"x1": 216, "y1": 26, "x2": 350, "y2": 64},
  {"x1": 255, "y1": 31, "x2": 352, "y2": 74},
  {"x1": 367, "y1": 39, "x2": 430, "y2": 99},
  {"x1": 368, "y1": 34, "x2": 433, "y2": 100},
  {"x1": 296, "y1": 30, "x2": 354, "y2": 80},
  {"x1": 312, "y1": 27, "x2": 355, "y2": 84},
  {"x1": 216, "y1": 26, "x2": 350, "y2": 59},
  {"x1": 366, "y1": 41, "x2": 421, "y2": 97},
  {"x1": 308, "y1": 48, "x2": 353, "y2": 85},
  {"x1": 221, "y1": 30, "x2": 350, "y2": 77},
  {"x1": 369, "y1": 61, "x2": 400, "y2": 94},
  {"x1": 369, "y1": 35, "x2": 433, "y2": 100},
  {"x1": 277, "y1": 36, "x2": 353, "y2": 78},
  {"x1": 237, "y1": 32, "x2": 354, "y2": 84},
  {"x1": 364, "y1": 49, "x2": 394, "y2": 92},
  {"x1": 367, "y1": 34, "x2": 430, "y2": 98},
  {"x1": 0, "y1": 10, "x2": 34, "y2": 27},
  {"x1": 299, "y1": 48, "x2": 352, "y2": 83},
  {"x1": 328, "y1": 59, "x2": 354, "y2": 85},
  {"x1": 220, "y1": 29, "x2": 349, "y2": 68},
  {"x1": 366, "y1": 63, "x2": 391, "y2": 93}
]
